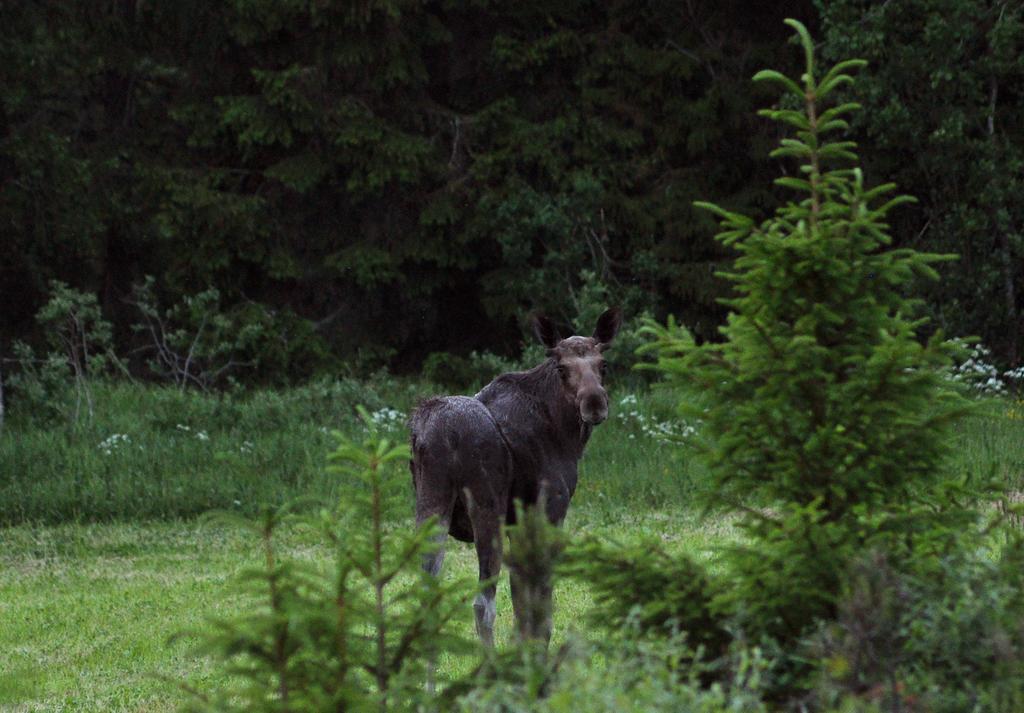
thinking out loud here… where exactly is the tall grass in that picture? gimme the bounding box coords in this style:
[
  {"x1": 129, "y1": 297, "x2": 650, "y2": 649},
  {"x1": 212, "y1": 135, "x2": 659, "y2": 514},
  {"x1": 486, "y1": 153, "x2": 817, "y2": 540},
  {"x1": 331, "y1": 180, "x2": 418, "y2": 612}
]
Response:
[
  {"x1": 0, "y1": 377, "x2": 710, "y2": 525},
  {"x1": 2, "y1": 377, "x2": 1022, "y2": 526},
  {"x1": 950, "y1": 399, "x2": 1024, "y2": 493}
]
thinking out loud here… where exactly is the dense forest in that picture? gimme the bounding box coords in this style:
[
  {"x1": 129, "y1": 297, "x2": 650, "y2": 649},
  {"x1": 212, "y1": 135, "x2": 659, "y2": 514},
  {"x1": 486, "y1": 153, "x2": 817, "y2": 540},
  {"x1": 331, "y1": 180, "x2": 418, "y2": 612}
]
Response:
[{"x1": 3, "y1": 0, "x2": 1022, "y2": 382}]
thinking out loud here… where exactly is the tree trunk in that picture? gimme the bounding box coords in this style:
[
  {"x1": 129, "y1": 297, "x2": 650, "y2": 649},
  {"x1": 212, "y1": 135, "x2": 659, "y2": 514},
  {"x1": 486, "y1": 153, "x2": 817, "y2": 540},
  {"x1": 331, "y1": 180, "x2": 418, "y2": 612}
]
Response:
[
  {"x1": 987, "y1": 76, "x2": 1021, "y2": 365},
  {"x1": 995, "y1": 223, "x2": 1020, "y2": 366}
]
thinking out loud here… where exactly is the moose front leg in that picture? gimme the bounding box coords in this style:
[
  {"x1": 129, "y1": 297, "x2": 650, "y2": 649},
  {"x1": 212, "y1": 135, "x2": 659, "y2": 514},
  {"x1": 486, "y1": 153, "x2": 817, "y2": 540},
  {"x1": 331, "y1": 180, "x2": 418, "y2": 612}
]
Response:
[
  {"x1": 540, "y1": 474, "x2": 575, "y2": 526},
  {"x1": 509, "y1": 569, "x2": 553, "y2": 644},
  {"x1": 508, "y1": 481, "x2": 567, "y2": 643}
]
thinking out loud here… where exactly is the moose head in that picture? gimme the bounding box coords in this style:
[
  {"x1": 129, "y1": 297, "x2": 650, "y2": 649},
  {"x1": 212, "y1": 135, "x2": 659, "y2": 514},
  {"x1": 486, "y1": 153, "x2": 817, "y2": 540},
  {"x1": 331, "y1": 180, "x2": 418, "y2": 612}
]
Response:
[{"x1": 532, "y1": 308, "x2": 622, "y2": 425}]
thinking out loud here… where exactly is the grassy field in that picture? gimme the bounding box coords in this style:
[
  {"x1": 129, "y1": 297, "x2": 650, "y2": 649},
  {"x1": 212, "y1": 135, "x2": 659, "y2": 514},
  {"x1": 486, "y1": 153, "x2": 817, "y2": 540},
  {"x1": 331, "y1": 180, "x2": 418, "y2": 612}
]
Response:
[
  {"x1": 1, "y1": 380, "x2": 1023, "y2": 710},
  {"x1": 0, "y1": 510, "x2": 733, "y2": 711}
]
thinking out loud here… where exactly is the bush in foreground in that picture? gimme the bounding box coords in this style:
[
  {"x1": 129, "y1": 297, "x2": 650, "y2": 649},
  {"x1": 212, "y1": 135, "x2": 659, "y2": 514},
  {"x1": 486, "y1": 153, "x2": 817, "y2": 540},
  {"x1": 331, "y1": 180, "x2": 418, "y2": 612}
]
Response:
[
  {"x1": 180, "y1": 409, "x2": 477, "y2": 711},
  {"x1": 571, "y1": 18, "x2": 1024, "y2": 709},
  {"x1": 641, "y1": 16, "x2": 974, "y2": 646}
]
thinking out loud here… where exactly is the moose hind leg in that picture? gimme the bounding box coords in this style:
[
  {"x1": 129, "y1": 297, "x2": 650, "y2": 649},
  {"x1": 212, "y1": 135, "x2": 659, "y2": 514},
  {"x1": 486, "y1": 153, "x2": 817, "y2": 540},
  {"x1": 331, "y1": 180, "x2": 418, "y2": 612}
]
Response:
[
  {"x1": 414, "y1": 468, "x2": 456, "y2": 577},
  {"x1": 470, "y1": 511, "x2": 503, "y2": 646},
  {"x1": 414, "y1": 471, "x2": 455, "y2": 694},
  {"x1": 421, "y1": 527, "x2": 448, "y2": 577}
]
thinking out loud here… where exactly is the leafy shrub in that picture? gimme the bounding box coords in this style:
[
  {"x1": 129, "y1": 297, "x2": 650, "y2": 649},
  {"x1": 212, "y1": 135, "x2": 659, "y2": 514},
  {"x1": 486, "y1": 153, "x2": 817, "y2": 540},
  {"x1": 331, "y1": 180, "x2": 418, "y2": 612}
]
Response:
[
  {"x1": 458, "y1": 633, "x2": 770, "y2": 713},
  {"x1": 128, "y1": 276, "x2": 333, "y2": 389},
  {"x1": 504, "y1": 498, "x2": 568, "y2": 644},
  {"x1": 7, "y1": 280, "x2": 121, "y2": 423},
  {"x1": 814, "y1": 544, "x2": 1024, "y2": 712},
  {"x1": 561, "y1": 536, "x2": 728, "y2": 657},
  {"x1": 5, "y1": 342, "x2": 70, "y2": 424},
  {"x1": 447, "y1": 501, "x2": 570, "y2": 710},
  {"x1": 458, "y1": 497, "x2": 747, "y2": 711}
]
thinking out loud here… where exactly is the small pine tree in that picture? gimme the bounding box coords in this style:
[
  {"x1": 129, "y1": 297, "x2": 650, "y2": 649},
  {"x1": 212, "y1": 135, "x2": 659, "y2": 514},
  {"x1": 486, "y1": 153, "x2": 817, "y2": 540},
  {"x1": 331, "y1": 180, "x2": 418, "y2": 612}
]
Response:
[
  {"x1": 181, "y1": 407, "x2": 477, "y2": 712},
  {"x1": 454, "y1": 499, "x2": 572, "y2": 709},
  {"x1": 505, "y1": 497, "x2": 567, "y2": 645},
  {"x1": 641, "y1": 19, "x2": 974, "y2": 648}
]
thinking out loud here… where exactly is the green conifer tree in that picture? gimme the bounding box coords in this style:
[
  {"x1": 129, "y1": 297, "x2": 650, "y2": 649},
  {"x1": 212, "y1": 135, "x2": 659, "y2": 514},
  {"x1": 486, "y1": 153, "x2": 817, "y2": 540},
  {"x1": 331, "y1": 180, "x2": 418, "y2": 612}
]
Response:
[
  {"x1": 182, "y1": 407, "x2": 476, "y2": 711},
  {"x1": 641, "y1": 20, "x2": 973, "y2": 648}
]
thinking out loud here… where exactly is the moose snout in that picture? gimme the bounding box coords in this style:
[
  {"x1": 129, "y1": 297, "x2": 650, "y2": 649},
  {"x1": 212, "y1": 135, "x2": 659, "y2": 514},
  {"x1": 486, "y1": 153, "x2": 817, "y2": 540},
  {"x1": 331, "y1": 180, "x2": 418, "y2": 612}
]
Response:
[{"x1": 580, "y1": 391, "x2": 609, "y2": 425}]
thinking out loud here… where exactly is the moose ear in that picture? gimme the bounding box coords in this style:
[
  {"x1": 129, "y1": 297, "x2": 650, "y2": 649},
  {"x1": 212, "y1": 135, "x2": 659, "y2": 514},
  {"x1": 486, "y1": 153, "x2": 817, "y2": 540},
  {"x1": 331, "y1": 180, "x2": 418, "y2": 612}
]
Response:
[
  {"x1": 531, "y1": 314, "x2": 561, "y2": 349},
  {"x1": 593, "y1": 307, "x2": 622, "y2": 346}
]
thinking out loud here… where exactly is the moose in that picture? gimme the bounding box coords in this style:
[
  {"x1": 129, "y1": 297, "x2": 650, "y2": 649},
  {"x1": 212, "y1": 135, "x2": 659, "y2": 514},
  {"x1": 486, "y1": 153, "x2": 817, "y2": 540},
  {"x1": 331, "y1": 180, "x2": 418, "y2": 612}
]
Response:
[{"x1": 409, "y1": 308, "x2": 622, "y2": 645}]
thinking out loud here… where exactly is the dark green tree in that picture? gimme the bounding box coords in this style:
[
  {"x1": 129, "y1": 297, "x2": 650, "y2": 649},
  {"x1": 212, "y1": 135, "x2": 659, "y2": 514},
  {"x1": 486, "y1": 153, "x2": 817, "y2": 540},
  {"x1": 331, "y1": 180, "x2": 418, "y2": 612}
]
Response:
[
  {"x1": 642, "y1": 20, "x2": 973, "y2": 650},
  {"x1": 817, "y1": 0, "x2": 1024, "y2": 365},
  {"x1": 0, "y1": 1, "x2": 817, "y2": 377}
]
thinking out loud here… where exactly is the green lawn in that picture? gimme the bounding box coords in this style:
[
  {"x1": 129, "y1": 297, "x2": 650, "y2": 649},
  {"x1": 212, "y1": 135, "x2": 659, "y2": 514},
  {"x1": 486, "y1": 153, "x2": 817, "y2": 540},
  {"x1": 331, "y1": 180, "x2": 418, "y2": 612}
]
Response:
[{"x1": 0, "y1": 509, "x2": 731, "y2": 712}]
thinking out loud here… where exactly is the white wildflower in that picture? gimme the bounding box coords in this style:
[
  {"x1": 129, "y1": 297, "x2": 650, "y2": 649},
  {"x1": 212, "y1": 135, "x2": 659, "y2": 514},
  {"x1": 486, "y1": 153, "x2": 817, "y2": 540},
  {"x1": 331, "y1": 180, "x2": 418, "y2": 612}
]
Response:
[
  {"x1": 367, "y1": 407, "x2": 406, "y2": 431},
  {"x1": 950, "y1": 343, "x2": 1008, "y2": 395},
  {"x1": 615, "y1": 393, "x2": 698, "y2": 443},
  {"x1": 97, "y1": 433, "x2": 131, "y2": 455}
]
